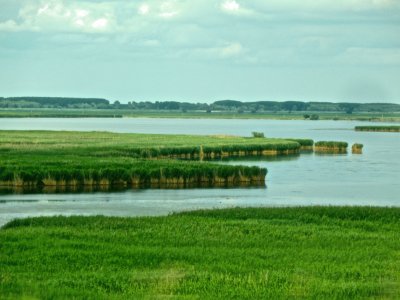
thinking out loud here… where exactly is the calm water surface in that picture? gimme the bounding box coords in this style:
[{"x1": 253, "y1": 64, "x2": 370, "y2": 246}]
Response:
[{"x1": 1, "y1": 118, "x2": 399, "y2": 226}]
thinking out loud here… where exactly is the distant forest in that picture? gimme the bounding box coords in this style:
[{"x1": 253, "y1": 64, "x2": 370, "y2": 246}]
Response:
[{"x1": 1, "y1": 97, "x2": 400, "y2": 113}]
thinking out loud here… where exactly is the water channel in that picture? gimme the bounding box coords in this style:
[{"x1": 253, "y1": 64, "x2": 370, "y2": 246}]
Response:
[{"x1": 0, "y1": 118, "x2": 399, "y2": 226}]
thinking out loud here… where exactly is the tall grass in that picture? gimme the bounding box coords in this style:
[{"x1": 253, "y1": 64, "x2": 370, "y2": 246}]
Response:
[
  {"x1": 352, "y1": 143, "x2": 363, "y2": 154},
  {"x1": 0, "y1": 130, "x2": 301, "y2": 158},
  {"x1": 315, "y1": 141, "x2": 348, "y2": 153},
  {"x1": 355, "y1": 126, "x2": 400, "y2": 132},
  {"x1": 285, "y1": 138, "x2": 314, "y2": 150},
  {"x1": 0, "y1": 158, "x2": 267, "y2": 188},
  {"x1": 1, "y1": 207, "x2": 399, "y2": 299}
]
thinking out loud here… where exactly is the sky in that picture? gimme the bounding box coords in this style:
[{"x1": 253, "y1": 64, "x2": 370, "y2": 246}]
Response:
[{"x1": 0, "y1": 0, "x2": 399, "y2": 103}]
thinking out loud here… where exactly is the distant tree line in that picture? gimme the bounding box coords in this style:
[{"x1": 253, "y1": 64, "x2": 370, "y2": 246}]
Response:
[{"x1": 0, "y1": 97, "x2": 399, "y2": 113}]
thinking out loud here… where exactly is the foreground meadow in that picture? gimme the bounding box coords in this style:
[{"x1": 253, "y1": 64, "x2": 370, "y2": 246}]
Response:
[{"x1": 1, "y1": 207, "x2": 399, "y2": 299}]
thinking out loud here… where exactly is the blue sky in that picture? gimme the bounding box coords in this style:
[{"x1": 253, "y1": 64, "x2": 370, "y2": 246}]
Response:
[{"x1": 1, "y1": 0, "x2": 399, "y2": 103}]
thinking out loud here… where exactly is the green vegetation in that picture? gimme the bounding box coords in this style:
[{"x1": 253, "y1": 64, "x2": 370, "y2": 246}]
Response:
[
  {"x1": 355, "y1": 126, "x2": 400, "y2": 132},
  {"x1": 0, "y1": 158, "x2": 266, "y2": 189},
  {"x1": 285, "y1": 138, "x2": 314, "y2": 150},
  {"x1": 0, "y1": 130, "x2": 310, "y2": 189},
  {"x1": 315, "y1": 141, "x2": 348, "y2": 153},
  {"x1": 0, "y1": 108, "x2": 399, "y2": 122},
  {"x1": 0, "y1": 96, "x2": 109, "y2": 108},
  {"x1": 1, "y1": 97, "x2": 400, "y2": 121},
  {"x1": 0, "y1": 130, "x2": 301, "y2": 158},
  {"x1": 1, "y1": 206, "x2": 399, "y2": 299},
  {"x1": 252, "y1": 131, "x2": 265, "y2": 138},
  {"x1": 352, "y1": 143, "x2": 364, "y2": 154},
  {"x1": 2, "y1": 97, "x2": 400, "y2": 113}
]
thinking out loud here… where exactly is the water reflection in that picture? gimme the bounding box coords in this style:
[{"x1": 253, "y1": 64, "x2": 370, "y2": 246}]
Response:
[
  {"x1": 209, "y1": 153, "x2": 302, "y2": 162},
  {"x1": 0, "y1": 182, "x2": 267, "y2": 195}
]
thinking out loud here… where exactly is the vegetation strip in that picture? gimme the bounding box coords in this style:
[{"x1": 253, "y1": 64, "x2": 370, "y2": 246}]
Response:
[
  {"x1": 1, "y1": 207, "x2": 399, "y2": 299},
  {"x1": 0, "y1": 130, "x2": 302, "y2": 159},
  {"x1": 0, "y1": 159, "x2": 267, "y2": 189},
  {"x1": 352, "y1": 143, "x2": 363, "y2": 154},
  {"x1": 1, "y1": 131, "x2": 304, "y2": 188},
  {"x1": 355, "y1": 126, "x2": 400, "y2": 132},
  {"x1": 314, "y1": 141, "x2": 348, "y2": 153},
  {"x1": 2, "y1": 96, "x2": 399, "y2": 113},
  {"x1": 1, "y1": 109, "x2": 399, "y2": 122},
  {"x1": 0, "y1": 131, "x2": 352, "y2": 189}
]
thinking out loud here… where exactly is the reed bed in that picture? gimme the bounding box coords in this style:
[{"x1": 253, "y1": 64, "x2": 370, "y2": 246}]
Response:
[
  {"x1": 355, "y1": 125, "x2": 400, "y2": 132},
  {"x1": 314, "y1": 141, "x2": 348, "y2": 153},
  {"x1": 284, "y1": 138, "x2": 314, "y2": 150},
  {"x1": 0, "y1": 130, "x2": 301, "y2": 159},
  {"x1": 352, "y1": 143, "x2": 363, "y2": 154},
  {"x1": 0, "y1": 158, "x2": 266, "y2": 188},
  {"x1": 0, "y1": 131, "x2": 284, "y2": 189},
  {"x1": 0, "y1": 131, "x2": 349, "y2": 189}
]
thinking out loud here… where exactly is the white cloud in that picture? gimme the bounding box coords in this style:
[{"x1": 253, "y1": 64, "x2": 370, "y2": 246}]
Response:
[
  {"x1": 74, "y1": 19, "x2": 85, "y2": 27},
  {"x1": 1, "y1": 0, "x2": 398, "y2": 34},
  {"x1": 0, "y1": 20, "x2": 19, "y2": 31},
  {"x1": 138, "y1": 4, "x2": 150, "y2": 15},
  {"x1": 221, "y1": 0, "x2": 240, "y2": 12},
  {"x1": 37, "y1": 4, "x2": 50, "y2": 15},
  {"x1": 92, "y1": 18, "x2": 108, "y2": 29},
  {"x1": 220, "y1": 42, "x2": 243, "y2": 57},
  {"x1": 0, "y1": 1, "x2": 116, "y2": 33},
  {"x1": 190, "y1": 42, "x2": 245, "y2": 60},
  {"x1": 158, "y1": 2, "x2": 179, "y2": 18},
  {"x1": 75, "y1": 9, "x2": 89, "y2": 18},
  {"x1": 220, "y1": 1, "x2": 259, "y2": 18}
]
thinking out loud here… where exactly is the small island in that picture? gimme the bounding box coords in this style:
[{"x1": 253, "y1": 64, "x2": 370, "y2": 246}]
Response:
[
  {"x1": 0, "y1": 131, "x2": 351, "y2": 191},
  {"x1": 355, "y1": 126, "x2": 400, "y2": 132}
]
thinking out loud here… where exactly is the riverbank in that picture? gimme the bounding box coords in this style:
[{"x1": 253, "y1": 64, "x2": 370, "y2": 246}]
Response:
[
  {"x1": 1, "y1": 206, "x2": 399, "y2": 299},
  {"x1": 1, "y1": 108, "x2": 400, "y2": 122}
]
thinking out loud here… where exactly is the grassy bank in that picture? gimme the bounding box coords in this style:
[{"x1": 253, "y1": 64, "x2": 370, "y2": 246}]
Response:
[
  {"x1": 1, "y1": 207, "x2": 399, "y2": 299},
  {"x1": 1, "y1": 108, "x2": 400, "y2": 122},
  {"x1": 355, "y1": 126, "x2": 400, "y2": 132}
]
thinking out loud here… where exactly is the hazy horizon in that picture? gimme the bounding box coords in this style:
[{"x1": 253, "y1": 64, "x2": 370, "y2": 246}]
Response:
[
  {"x1": 1, "y1": 1, "x2": 400, "y2": 104},
  {"x1": 2, "y1": 95, "x2": 400, "y2": 105}
]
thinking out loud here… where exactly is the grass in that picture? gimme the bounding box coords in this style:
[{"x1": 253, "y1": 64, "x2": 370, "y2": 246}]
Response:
[
  {"x1": 284, "y1": 138, "x2": 314, "y2": 149},
  {"x1": 315, "y1": 141, "x2": 348, "y2": 153},
  {"x1": 352, "y1": 143, "x2": 364, "y2": 154},
  {"x1": 0, "y1": 131, "x2": 307, "y2": 189},
  {"x1": 0, "y1": 157, "x2": 267, "y2": 188},
  {"x1": 0, "y1": 206, "x2": 399, "y2": 299},
  {"x1": 1, "y1": 108, "x2": 400, "y2": 122},
  {"x1": 0, "y1": 130, "x2": 300, "y2": 157},
  {"x1": 355, "y1": 126, "x2": 400, "y2": 132}
]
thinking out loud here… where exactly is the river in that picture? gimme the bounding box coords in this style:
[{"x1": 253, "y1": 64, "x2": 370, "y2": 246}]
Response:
[{"x1": 0, "y1": 118, "x2": 399, "y2": 226}]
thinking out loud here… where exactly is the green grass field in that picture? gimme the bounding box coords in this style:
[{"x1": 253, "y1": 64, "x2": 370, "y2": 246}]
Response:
[{"x1": 1, "y1": 207, "x2": 399, "y2": 299}]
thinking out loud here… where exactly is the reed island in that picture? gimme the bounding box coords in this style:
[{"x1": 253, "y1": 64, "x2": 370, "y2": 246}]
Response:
[{"x1": 0, "y1": 131, "x2": 353, "y2": 191}]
